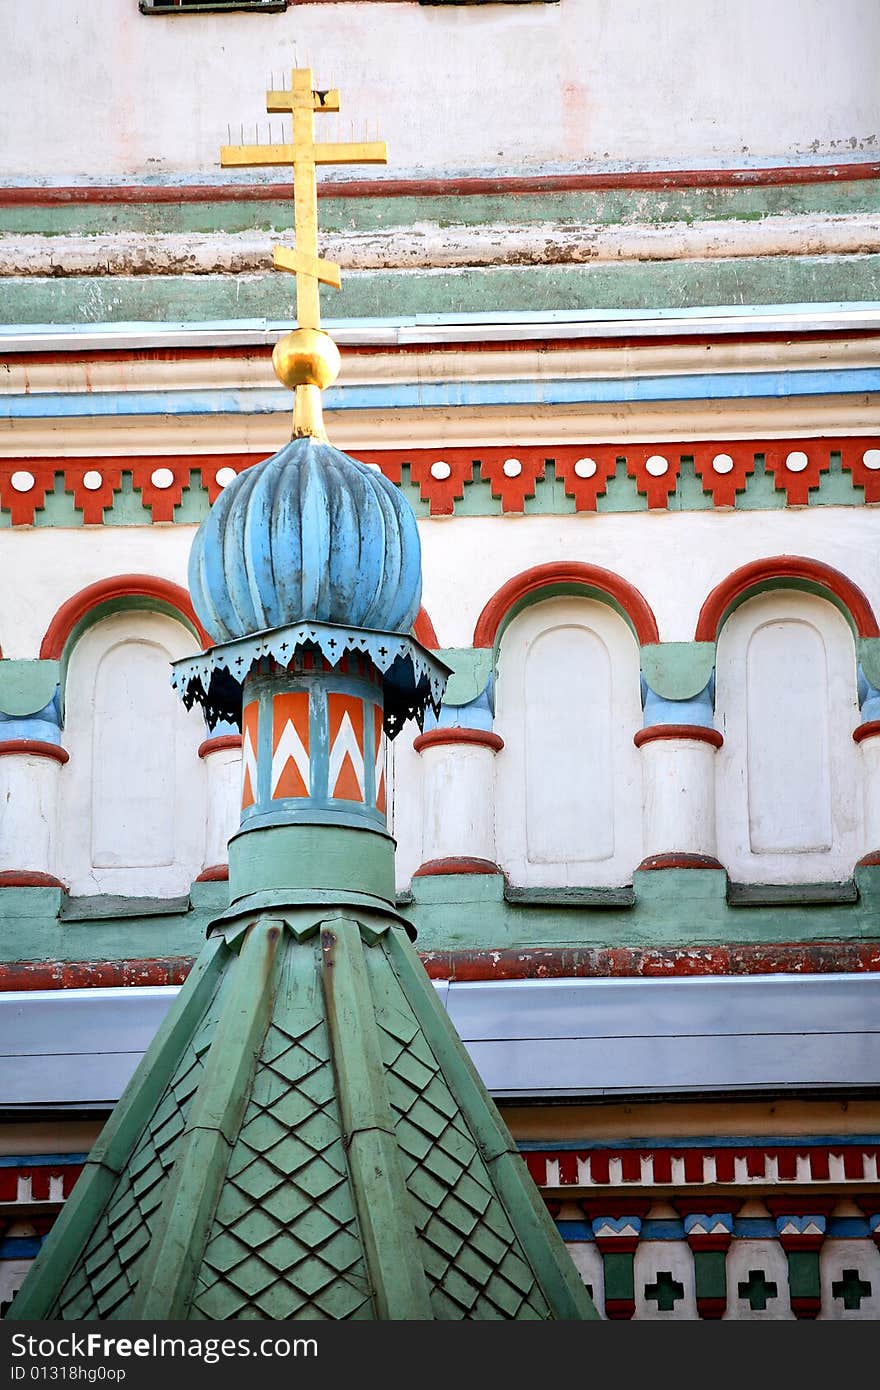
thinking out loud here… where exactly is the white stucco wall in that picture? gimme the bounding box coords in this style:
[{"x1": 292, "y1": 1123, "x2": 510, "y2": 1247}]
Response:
[
  {"x1": 1, "y1": 507, "x2": 878, "y2": 657},
  {"x1": 0, "y1": 0, "x2": 877, "y2": 180},
  {"x1": 1, "y1": 502, "x2": 877, "y2": 890}
]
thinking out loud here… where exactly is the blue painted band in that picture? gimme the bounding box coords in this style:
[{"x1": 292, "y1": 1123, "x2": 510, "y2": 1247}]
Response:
[
  {"x1": 3, "y1": 368, "x2": 880, "y2": 419},
  {"x1": 0, "y1": 1238, "x2": 43, "y2": 1258},
  {"x1": 557, "y1": 1216, "x2": 875, "y2": 1242},
  {"x1": 0, "y1": 718, "x2": 63, "y2": 743},
  {"x1": 517, "y1": 1134, "x2": 880, "y2": 1150},
  {"x1": 0, "y1": 1153, "x2": 88, "y2": 1167}
]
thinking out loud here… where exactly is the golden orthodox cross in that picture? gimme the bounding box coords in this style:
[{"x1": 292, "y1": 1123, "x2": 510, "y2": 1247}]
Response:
[{"x1": 221, "y1": 68, "x2": 387, "y2": 329}]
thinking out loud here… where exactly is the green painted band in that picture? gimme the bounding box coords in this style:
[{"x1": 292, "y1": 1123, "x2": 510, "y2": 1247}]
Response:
[{"x1": 227, "y1": 822, "x2": 396, "y2": 907}]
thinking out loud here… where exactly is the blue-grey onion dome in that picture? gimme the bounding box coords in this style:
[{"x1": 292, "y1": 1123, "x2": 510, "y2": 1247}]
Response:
[{"x1": 189, "y1": 436, "x2": 422, "y2": 643}]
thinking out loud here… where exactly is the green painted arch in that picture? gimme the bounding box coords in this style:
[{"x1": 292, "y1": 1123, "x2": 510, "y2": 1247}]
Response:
[
  {"x1": 41, "y1": 576, "x2": 208, "y2": 720},
  {"x1": 473, "y1": 563, "x2": 659, "y2": 662},
  {"x1": 695, "y1": 557, "x2": 879, "y2": 643}
]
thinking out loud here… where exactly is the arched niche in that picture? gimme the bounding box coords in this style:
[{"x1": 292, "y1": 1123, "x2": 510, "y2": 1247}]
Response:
[
  {"x1": 494, "y1": 595, "x2": 643, "y2": 887},
  {"x1": 58, "y1": 610, "x2": 206, "y2": 897},
  {"x1": 715, "y1": 591, "x2": 861, "y2": 883}
]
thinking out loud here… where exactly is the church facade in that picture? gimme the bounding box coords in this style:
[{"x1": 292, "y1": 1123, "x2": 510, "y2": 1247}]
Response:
[{"x1": 1, "y1": 0, "x2": 879, "y2": 1318}]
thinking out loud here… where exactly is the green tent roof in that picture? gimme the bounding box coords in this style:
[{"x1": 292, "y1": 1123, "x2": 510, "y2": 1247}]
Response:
[{"x1": 11, "y1": 911, "x2": 596, "y2": 1321}]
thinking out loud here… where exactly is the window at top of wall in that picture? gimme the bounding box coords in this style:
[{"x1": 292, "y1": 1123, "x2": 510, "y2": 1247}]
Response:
[
  {"x1": 140, "y1": 1, "x2": 289, "y2": 15},
  {"x1": 139, "y1": 0, "x2": 558, "y2": 13}
]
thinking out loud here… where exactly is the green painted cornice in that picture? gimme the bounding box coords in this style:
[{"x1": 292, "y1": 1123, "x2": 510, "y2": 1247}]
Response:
[
  {"x1": 640, "y1": 642, "x2": 716, "y2": 699},
  {"x1": 5, "y1": 257, "x2": 880, "y2": 327},
  {"x1": 435, "y1": 647, "x2": 494, "y2": 707},
  {"x1": 3, "y1": 866, "x2": 880, "y2": 967},
  {"x1": 3, "y1": 178, "x2": 875, "y2": 239},
  {"x1": 0, "y1": 659, "x2": 60, "y2": 717},
  {"x1": 858, "y1": 637, "x2": 880, "y2": 689}
]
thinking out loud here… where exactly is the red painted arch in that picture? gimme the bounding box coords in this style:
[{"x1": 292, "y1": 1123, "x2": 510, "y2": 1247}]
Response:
[
  {"x1": 412, "y1": 606, "x2": 439, "y2": 649},
  {"x1": 473, "y1": 562, "x2": 660, "y2": 648},
  {"x1": 695, "y1": 556, "x2": 880, "y2": 641},
  {"x1": 40, "y1": 575, "x2": 212, "y2": 659}
]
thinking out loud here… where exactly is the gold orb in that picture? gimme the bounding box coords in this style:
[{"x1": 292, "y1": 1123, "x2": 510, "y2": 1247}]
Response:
[{"x1": 272, "y1": 328, "x2": 341, "y2": 391}]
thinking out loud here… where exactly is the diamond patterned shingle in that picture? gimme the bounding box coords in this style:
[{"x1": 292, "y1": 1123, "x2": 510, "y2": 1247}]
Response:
[
  {"x1": 28, "y1": 917, "x2": 592, "y2": 1323},
  {"x1": 364, "y1": 944, "x2": 552, "y2": 1320},
  {"x1": 51, "y1": 966, "x2": 229, "y2": 1319},
  {"x1": 190, "y1": 939, "x2": 372, "y2": 1320}
]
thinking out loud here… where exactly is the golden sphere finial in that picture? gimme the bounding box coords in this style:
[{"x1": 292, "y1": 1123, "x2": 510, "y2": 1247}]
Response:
[{"x1": 272, "y1": 328, "x2": 341, "y2": 392}]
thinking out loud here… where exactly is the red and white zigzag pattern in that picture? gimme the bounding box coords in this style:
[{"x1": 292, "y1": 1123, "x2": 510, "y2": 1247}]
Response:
[
  {"x1": 328, "y1": 694, "x2": 365, "y2": 803},
  {"x1": 241, "y1": 703, "x2": 259, "y2": 810}
]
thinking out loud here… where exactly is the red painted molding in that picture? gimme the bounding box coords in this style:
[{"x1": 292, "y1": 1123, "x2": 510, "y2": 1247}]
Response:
[
  {"x1": 412, "y1": 857, "x2": 504, "y2": 878},
  {"x1": 674, "y1": 1197, "x2": 742, "y2": 1221},
  {"x1": 473, "y1": 562, "x2": 660, "y2": 648},
  {"x1": 418, "y1": 941, "x2": 880, "y2": 981},
  {"x1": 195, "y1": 864, "x2": 230, "y2": 882},
  {"x1": 603, "y1": 1299, "x2": 636, "y2": 1321},
  {"x1": 0, "y1": 870, "x2": 66, "y2": 889},
  {"x1": 857, "y1": 850, "x2": 880, "y2": 867},
  {"x1": 3, "y1": 164, "x2": 876, "y2": 207},
  {"x1": 790, "y1": 1297, "x2": 822, "y2": 1319},
  {"x1": 853, "y1": 721, "x2": 880, "y2": 744},
  {"x1": 531, "y1": 1148, "x2": 878, "y2": 1189},
  {"x1": 0, "y1": 957, "x2": 193, "y2": 989},
  {"x1": 767, "y1": 1196, "x2": 837, "y2": 1223},
  {"x1": 413, "y1": 728, "x2": 504, "y2": 754},
  {"x1": 479, "y1": 453, "x2": 546, "y2": 513},
  {"x1": 0, "y1": 739, "x2": 69, "y2": 764},
  {"x1": 695, "y1": 1298, "x2": 727, "y2": 1319},
  {"x1": 2, "y1": 940, "x2": 879, "y2": 991},
  {"x1": 634, "y1": 724, "x2": 723, "y2": 749},
  {"x1": 10, "y1": 336, "x2": 880, "y2": 371},
  {"x1": 625, "y1": 447, "x2": 681, "y2": 510},
  {"x1": 695, "y1": 556, "x2": 880, "y2": 640},
  {"x1": 197, "y1": 735, "x2": 242, "y2": 759},
  {"x1": 763, "y1": 444, "x2": 830, "y2": 506},
  {"x1": 40, "y1": 574, "x2": 212, "y2": 657},
  {"x1": 412, "y1": 606, "x2": 439, "y2": 650},
  {"x1": 637, "y1": 853, "x2": 726, "y2": 871}
]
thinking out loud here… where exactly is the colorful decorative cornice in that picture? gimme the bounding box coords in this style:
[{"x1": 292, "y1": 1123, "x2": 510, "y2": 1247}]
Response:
[
  {"x1": 524, "y1": 1141, "x2": 880, "y2": 1192},
  {"x1": 2, "y1": 438, "x2": 879, "y2": 526}
]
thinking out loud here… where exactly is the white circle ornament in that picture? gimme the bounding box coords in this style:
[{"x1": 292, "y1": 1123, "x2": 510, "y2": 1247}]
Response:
[
  {"x1": 82, "y1": 471, "x2": 103, "y2": 491},
  {"x1": 573, "y1": 457, "x2": 597, "y2": 479},
  {"x1": 216, "y1": 467, "x2": 238, "y2": 488},
  {"x1": 785, "y1": 451, "x2": 809, "y2": 473},
  {"x1": 150, "y1": 467, "x2": 175, "y2": 490},
  {"x1": 502, "y1": 458, "x2": 523, "y2": 478},
  {"x1": 645, "y1": 455, "x2": 669, "y2": 477},
  {"x1": 10, "y1": 471, "x2": 35, "y2": 493},
  {"x1": 862, "y1": 449, "x2": 880, "y2": 471},
  {"x1": 712, "y1": 453, "x2": 735, "y2": 475},
  {"x1": 430, "y1": 460, "x2": 451, "y2": 481}
]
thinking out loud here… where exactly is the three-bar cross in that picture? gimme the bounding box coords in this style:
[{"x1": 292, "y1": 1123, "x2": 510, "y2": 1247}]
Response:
[{"x1": 221, "y1": 68, "x2": 387, "y2": 329}]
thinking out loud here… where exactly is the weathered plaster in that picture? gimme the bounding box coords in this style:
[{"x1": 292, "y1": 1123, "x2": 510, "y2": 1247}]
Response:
[
  {"x1": 4, "y1": 214, "x2": 880, "y2": 276},
  {"x1": 3, "y1": 255, "x2": 880, "y2": 325},
  {"x1": 1, "y1": 0, "x2": 877, "y2": 177}
]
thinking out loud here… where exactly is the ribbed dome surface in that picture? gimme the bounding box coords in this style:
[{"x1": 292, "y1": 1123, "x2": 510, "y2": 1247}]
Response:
[{"x1": 189, "y1": 437, "x2": 422, "y2": 642}]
